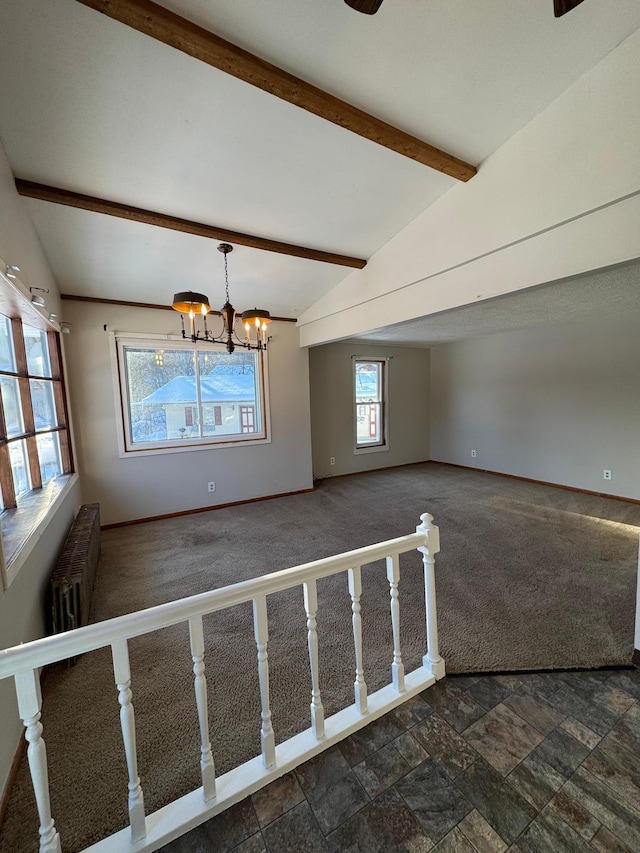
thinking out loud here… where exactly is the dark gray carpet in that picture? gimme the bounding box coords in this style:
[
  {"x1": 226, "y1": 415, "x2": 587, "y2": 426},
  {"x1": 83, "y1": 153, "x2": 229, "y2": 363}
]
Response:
[{"x1": 1, "y1": 463, "x2": 638, "y2": 852}]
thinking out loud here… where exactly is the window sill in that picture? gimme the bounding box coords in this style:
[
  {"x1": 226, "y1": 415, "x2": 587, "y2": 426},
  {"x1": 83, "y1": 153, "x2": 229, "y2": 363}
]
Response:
[
  {"x1": 354, "y1": 444, "x2": 389, "y2": 456},
  {"x1": 0, "y1": 473, "x2": 79, "y2": 590},
  {"x1": 119, "y1": 434, "x2": 271, "y2": 457}
]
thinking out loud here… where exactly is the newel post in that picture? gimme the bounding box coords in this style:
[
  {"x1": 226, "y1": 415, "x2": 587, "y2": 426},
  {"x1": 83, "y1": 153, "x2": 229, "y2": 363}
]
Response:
[{"x1": 417, "y1": 513, "x2": 446, "y2": 680}]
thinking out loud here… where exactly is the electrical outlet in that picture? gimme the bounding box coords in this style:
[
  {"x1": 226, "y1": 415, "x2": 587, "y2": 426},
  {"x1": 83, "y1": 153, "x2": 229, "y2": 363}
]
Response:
[
  {"x1": 207, "y1": 481, "x2": 216, "y2": 493},
  {"x1": 603, "y1": 469, "x2": 612, "y2": 481},
  {"x1": 330, "y1": 457, "x2": 336, "y2": 466},
  {"x1": 471, "y1": 449, "x2": 477, "y2": 458}
]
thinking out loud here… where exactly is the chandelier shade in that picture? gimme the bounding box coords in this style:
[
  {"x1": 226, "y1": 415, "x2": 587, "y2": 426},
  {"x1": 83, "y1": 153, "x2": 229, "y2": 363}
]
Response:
[
  {"x1": 241, "y1": 308, "x2": 271, "y2": 325},
  {"x1": 172, "y1": 291, "x2": 210, "y2": 314}
]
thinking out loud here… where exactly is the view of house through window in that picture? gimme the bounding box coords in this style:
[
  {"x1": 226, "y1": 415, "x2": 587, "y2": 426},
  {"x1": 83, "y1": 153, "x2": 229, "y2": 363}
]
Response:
[
  {"x1": 0, "y1": 314, "x2": 72, "y2": 509},
  {"x1": 354, "y1": 358, "x2": 387, "y2": 450},
  {"x1": 119, "y1": 343, "x2": 266, "y2": 451}
]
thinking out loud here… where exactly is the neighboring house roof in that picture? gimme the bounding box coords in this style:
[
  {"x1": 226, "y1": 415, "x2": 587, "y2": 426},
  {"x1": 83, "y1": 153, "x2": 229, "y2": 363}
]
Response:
[
  {"x1": 355, "y1": 375, "x2": 379, "y2": 399},
  {"x1": 140, "y1": 372, "x2": 255, "y2": 404}
]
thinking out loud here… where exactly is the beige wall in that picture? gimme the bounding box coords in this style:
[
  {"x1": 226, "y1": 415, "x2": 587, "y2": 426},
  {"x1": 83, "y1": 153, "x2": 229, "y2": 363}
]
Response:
[
  {"x1": 0, "y1": 143, "x2": 82, "y2": 796},
  {"x1": 0, "y1": 144, "x2": 60, "y2": 320},
  {"x1": 430, "y1": 314, "x2": 640, "y2": 501},
  {"x1": 0, "y1": 487, "x2": 79, "y2": 796},
  {"x1": 62, "y1": 300, "x2": 313, "y2": 524},
  {"x1": 309, "y1": 341, "x2": 430, "y2": 479}
]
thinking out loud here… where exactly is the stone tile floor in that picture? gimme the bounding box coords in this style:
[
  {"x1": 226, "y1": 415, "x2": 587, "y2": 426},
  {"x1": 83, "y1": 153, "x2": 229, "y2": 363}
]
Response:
[{"x1": 162, "y1": 668, "x2": 640, "y2": 852}]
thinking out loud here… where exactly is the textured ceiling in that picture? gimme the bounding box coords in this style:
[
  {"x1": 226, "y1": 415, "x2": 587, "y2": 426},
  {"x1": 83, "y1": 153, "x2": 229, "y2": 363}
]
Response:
[{"x1": 352, "y1": 261, "x2": 640, "y2": 347}]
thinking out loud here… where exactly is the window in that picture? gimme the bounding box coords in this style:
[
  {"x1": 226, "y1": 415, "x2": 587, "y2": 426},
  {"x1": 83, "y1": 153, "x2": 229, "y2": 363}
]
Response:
[
  {"x1": 114, "y1": 336, "x2": 269, "y2": 454},
  {"x1": 0, "y1": 316, "x2": 73, "y2": 509},
  {"x1": 354, "y1": 358, "x2": 388, "y2": 453},
  {"x1": 240, "y1": 406, "x2": 255, "y2": 433}
]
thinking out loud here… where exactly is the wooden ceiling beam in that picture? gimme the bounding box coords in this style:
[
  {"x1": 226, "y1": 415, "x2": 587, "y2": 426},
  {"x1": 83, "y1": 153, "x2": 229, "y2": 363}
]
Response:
[
  {"x1": 60, "y1": 293, "x2": 298, "y2": 323},
  {"x1": 15, "y1": 179, "x2": 367, "y2": 269},
  {"x1": 74, "y1": 0, "x2": 477, "y2": 182}
]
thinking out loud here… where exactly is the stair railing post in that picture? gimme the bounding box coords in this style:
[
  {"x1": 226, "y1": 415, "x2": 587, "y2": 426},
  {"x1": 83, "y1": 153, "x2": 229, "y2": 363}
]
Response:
[
  {"x1": 189, "y1": 615, "x2": 216, "y2": 801},
  {"x1": 348, "y1": 566, "x2": 368, "y2": 713},
  {"x1": 417, "y1": 513, "x2": 446, "y2": 680},
  {"x1": 303, "y1": 579, "x2": 325, "y2": 739},
  {"x1": 386, "y1": 554, "x2": 405, "y2": 692},
  {"x1": 111, "y1": 639, "x2": 146, "y2": 842},
  {"x1": 253, "y1": 596, "x2": 276, "y2": 768},
  {"x1": 14, "y1": 669, "x2": 62, "y2": 853}
]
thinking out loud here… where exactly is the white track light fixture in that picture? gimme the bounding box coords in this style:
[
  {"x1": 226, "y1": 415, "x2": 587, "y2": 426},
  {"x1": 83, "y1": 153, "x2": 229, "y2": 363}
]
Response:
[
  {"x1": 30, "y1": 287, "x2": 49, "y2": 306},
  {"x1": 5, "y1": 264, "x2": 20, "y2": 280}
]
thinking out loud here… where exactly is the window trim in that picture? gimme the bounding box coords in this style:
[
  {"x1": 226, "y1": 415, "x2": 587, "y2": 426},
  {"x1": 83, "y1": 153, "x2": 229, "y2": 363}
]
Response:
[
  {"x1": 0, "y1": 319, "x2": 74, "y2": 507},
  {"x1": 110, "y1": 332, "x2": 271, "y2": 457},
  {"x1": 0, "y1": 261, "x2": 78, "y2": 589},
  {"x1": 353, "y1": 357, "x2": 389, "y2": 456}
]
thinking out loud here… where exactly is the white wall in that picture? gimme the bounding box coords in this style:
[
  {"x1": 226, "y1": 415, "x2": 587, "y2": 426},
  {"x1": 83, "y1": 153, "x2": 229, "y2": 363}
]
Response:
[
  {"x1": 636, "y1": 538, "x2": 640, "y2": 656},
  {"x1": 0, "y1": 142, "x2": 82, "y2": 797},
  {"x1": 298, "y1": 28, "x2": 640, "y2": 346},
  {"x1": 62, "y1": 300, "x2": 313, "y2": 524},
  {"x1": 0, "y1": 143, "x2": 61, "y2": 321},
  {"x1": 430, "y1": 314, "x2": 640, "y2": 501},
  {"x1": 309, "y1": 342, "x2": 429, "y2": 479}
]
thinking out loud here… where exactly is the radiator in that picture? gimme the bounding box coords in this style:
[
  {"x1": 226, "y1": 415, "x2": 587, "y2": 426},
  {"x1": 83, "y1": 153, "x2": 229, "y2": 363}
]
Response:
[{"x1": 51, "y1": 503, "x2": 100, "y2": 636}]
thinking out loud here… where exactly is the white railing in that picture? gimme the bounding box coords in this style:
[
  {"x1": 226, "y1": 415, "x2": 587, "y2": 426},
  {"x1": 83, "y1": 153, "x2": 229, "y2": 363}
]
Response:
[{"x1": 0, "y1": 512, "x2": 445, "y2": 853}]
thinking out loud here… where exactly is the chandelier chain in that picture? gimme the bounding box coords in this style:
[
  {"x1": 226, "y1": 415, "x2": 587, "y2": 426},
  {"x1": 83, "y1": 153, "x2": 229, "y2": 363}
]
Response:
[{"x1": 224, "y1": 252, "x2": 230, "y2": 304}]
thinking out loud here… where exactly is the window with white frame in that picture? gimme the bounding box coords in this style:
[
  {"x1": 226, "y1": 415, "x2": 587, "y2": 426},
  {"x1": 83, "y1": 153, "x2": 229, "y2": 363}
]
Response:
[
  {"x1": 114, "y1": 336, "x2": 269, "y2": 454},
  {"x1": 354, "y1": 358, "x2": 388, "y2": 452},
  {"x1": 0, "y1": 315, "x2": 73, "y2": 509}
]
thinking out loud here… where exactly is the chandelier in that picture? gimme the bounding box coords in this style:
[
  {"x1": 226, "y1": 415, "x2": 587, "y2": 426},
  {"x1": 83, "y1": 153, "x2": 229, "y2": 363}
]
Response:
[{"x1": 172, "y1": 243, "x2": 271, "y2": 353}]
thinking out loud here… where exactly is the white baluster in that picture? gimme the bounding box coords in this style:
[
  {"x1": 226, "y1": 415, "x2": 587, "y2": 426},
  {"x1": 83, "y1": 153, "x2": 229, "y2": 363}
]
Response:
[
  {"x1": 14, "y1": 670, "x2": 61, "y2": 853},
  {"x1": 386, "y1": 554, "x2": 405, "y2": 692},
  {"x1": 253, "y1": 596, "x2": 276, "y2": 768},
  {"x1": 348, "y1": 566, "x2": 368, "y2": 713},
  {"x1": 111, "y1": 640, "x2": 146, "y2": 842},
  {"x1": 303, "y1": 580, "x2": 325, "y2": 738},
  {"x1": 417, "y1": 513, "x2": 446, "y2": 680},
  {"x1": 189, "y1": 616, "x2": 216, "y2": 801}
]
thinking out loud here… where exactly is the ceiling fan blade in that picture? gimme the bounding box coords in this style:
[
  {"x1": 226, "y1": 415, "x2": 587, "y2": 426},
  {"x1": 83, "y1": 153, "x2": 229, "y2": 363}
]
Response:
[
  {"x1": 553, "y1": 0, "x2": 586, "y2": 17},
  {"x1": 344, "y1": 0, "x2": 384, "y2": 14}
]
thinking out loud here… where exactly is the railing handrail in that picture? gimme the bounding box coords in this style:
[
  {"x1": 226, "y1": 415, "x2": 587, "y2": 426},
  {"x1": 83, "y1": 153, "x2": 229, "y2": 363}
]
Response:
[{"x1": 0, "y1": 529, "x2": 427, "y2": 679}]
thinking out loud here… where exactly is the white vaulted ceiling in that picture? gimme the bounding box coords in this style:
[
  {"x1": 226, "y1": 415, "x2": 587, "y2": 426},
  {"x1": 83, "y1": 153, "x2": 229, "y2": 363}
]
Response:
[{"x1": 0, "y1": 0, "x2": 639, "y2": 321}]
